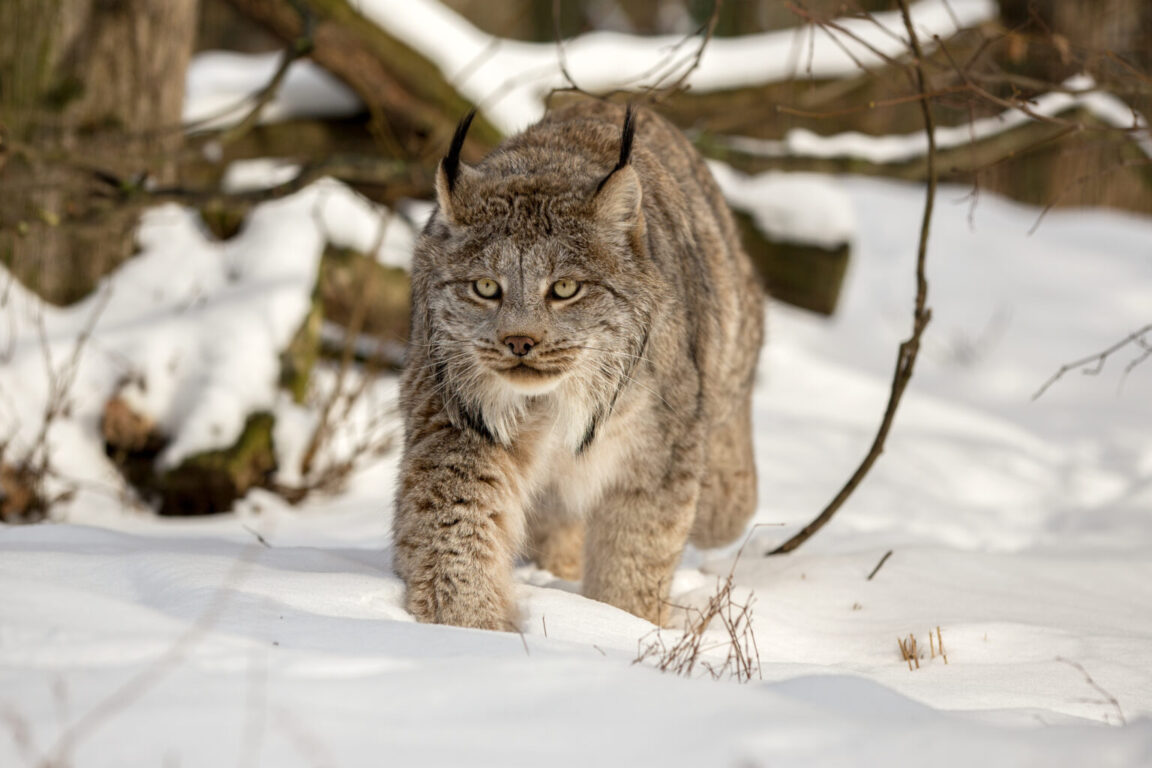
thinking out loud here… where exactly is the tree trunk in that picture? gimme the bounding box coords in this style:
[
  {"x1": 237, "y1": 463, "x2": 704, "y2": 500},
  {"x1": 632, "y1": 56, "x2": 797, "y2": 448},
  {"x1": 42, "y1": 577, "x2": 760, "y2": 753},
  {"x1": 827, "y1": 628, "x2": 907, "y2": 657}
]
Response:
[{"x1": 0, "y1": 0, "x2": 200, "y2": 304}]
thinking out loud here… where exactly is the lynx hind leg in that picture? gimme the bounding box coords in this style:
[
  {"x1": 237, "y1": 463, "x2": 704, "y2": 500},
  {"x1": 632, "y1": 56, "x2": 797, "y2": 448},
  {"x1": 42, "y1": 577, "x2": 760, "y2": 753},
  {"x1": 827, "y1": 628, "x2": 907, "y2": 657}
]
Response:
[
  {"x1": 690, "y1": 396, "x2": 758, "y2": 550},
  {"x1": 526, "y1": 494, "x2": 584, "y2": 581}
]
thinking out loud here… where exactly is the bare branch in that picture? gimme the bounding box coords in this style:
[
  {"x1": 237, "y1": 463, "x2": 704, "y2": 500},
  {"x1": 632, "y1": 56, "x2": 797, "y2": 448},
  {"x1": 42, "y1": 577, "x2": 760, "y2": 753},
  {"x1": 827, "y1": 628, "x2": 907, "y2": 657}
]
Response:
[
  {"x1": 1056, "y1": 656, "x2": 1127, "y2": 726},
  {"x1": 644, "y1": 1, "x2": 723, "y2": 101},
  {"x1": 186, "y1": 3, "x2": 315, "y2": 140},
  {"x1": 768, "y1": 0, "x2": 935, "y2": 556},
  {"x1": 1032, "y1": 323, "x2": 1152, "y2": 400},
  {"x1": 867, "y1": 550, "x2": 894, "y2": 580}
]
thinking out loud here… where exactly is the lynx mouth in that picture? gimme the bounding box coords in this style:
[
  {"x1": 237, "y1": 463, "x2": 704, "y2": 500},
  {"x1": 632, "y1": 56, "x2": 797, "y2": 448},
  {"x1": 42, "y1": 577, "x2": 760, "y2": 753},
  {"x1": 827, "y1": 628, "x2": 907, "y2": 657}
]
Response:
[{"x1": 496, "y1": 362, "x2": 564, "y2": 393}]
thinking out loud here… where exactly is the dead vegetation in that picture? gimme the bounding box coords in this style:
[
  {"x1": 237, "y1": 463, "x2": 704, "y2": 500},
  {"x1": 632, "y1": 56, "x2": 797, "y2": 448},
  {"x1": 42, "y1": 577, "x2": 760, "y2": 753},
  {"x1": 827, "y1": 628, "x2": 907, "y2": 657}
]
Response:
[
  {"x1": 633, "y1": 570, "x2": 761, "y2": 683},
  {"x1": 0, "y1": 294, "x2": 109, "y2": 522},
  {"x1": 634, "y1": 531, "x2": 765, "y2": 683},
  {"x1": 897, "y1": 626, "x2": 948, "y2": 670}
]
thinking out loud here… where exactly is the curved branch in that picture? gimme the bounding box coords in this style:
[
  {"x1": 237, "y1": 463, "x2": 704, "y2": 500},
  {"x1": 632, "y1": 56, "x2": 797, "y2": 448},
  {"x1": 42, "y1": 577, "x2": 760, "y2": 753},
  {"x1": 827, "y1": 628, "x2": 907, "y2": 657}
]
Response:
[{"x1": 768, "y1": 0, "x2": 935, "y2": 556}]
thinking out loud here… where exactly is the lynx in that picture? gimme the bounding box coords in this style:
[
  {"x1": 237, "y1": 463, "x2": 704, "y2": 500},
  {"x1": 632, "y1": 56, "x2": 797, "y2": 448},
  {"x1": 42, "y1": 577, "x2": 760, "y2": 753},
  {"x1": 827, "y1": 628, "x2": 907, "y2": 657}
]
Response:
[{"x1": 393, "y1": 100, "x2": 763, "y2": 630}]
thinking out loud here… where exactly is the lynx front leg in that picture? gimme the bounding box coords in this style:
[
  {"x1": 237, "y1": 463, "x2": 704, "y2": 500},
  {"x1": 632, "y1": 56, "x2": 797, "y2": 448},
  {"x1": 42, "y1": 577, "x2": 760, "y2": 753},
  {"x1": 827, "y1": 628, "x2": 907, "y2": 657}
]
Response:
[
  {"x1": 582, "y1": 473, "x2": 700, "y2": 626},
  {"x1": 393, "y1": 428, "x2": 526, "y2": 631}
]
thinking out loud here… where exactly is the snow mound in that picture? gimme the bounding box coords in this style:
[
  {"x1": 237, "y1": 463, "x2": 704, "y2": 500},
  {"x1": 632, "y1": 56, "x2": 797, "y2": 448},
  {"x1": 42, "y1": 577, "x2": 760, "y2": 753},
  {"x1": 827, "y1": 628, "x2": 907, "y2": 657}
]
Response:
[{"x1": 0, "y1": 178, "x2": 414, "y2": 506}]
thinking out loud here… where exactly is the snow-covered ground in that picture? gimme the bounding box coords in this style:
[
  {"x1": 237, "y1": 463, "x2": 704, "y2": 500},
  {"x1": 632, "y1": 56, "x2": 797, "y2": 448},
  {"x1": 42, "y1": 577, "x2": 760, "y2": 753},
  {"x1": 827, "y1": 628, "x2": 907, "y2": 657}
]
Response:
[
  {"x1": 3, "y1": 170, "x2": 1150, "y2": 766},
  {"x1": 6, "y1": 0, "x2": 1152, "y2": 760}
]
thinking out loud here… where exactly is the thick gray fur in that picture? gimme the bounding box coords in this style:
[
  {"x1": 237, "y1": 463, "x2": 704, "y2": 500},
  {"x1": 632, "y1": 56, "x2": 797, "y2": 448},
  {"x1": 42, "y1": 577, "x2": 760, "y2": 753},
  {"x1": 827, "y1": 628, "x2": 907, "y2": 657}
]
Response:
[{"x1": 393, "y1": 100, "x2": 764, "y2": 630}]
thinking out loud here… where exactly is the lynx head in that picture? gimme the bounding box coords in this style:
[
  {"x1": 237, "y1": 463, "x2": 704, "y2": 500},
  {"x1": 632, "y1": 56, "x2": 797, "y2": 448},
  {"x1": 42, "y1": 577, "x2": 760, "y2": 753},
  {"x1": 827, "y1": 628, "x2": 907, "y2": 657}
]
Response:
[{"x1": 412, "y1": 105, "x2": 657, "y2": 450}]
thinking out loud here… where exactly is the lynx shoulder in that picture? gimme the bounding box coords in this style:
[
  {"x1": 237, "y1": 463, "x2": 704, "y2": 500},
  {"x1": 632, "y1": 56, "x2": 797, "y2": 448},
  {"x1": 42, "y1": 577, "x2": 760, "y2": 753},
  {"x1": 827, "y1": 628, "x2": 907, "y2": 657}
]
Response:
[{"x1": 393, "y1": 100, "x2": 763, "y2": 630}]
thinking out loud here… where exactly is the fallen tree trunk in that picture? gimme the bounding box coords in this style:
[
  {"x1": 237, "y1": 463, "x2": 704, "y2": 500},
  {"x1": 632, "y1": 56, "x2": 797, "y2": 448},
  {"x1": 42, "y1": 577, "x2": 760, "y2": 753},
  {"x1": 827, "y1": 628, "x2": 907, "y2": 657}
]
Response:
[
  {"x1": 222, "y1": 0, "x2": 502, "y2": 161},
  {"x1": 707, "y1": 108, "x2": 1152, "y2": 216}
]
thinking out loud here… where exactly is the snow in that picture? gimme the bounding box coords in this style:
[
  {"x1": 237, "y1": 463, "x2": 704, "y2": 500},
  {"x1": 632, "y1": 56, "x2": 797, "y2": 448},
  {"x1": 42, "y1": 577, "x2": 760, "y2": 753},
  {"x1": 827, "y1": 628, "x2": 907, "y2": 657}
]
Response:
[
  {"x1": 221, "y1": 158, "x2": 302, "y2": 193},
  {"x1": 184, "y1": 50, "x2": 360, "y2": 129},
  {"x1": 724, "y1": 74, "x2": 1152, "y2": 163},
  {"x1": 3, "y1": 167, "x2": 1152, "y2": 765},
  {"x1": 709, "y1": 161, "x2": 856, "y2": 247},
  {"x1": 0, "y1": 178, "x2": 412, "y2": 501},
  {"x1": 184, "y1": 0, "x2": 997, "y2": 134},
  {"x1": 10, "y1": 5, "x2": 1152, "y2": 754},
  {"x1": 363, "y1": 0, "x2": 995, "y2": 133}
]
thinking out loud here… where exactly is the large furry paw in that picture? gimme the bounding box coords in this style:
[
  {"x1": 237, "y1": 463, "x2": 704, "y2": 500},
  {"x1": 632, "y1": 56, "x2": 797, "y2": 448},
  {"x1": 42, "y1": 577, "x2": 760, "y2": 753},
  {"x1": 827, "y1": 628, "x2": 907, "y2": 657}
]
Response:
[
  {"x1": 584, "y1": 580, "x2": 670, "y2": 627},
  {"x1": 404, "y1": 577, "x2": 519, "y2": 632}
]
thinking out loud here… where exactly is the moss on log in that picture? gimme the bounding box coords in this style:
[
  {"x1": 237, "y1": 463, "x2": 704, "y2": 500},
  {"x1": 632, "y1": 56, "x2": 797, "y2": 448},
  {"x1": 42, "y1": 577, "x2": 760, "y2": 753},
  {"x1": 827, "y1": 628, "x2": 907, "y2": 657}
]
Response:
[
  {"x1": 103, "y1": 397, "x2": 278, "y2": 517},
  {"x1": 280, "y1": 292, "x2": 325, "y2": 403},
  {"x1": 154, "y1": 412, "x2": 277, "y2": 516}
]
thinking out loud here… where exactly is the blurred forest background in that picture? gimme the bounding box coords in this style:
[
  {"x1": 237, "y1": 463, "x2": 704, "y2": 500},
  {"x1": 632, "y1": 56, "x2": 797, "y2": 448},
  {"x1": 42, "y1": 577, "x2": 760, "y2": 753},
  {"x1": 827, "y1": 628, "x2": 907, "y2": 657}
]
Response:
[{"x1": 0, "y1": 0, "x2": 1149, "y2": 521}]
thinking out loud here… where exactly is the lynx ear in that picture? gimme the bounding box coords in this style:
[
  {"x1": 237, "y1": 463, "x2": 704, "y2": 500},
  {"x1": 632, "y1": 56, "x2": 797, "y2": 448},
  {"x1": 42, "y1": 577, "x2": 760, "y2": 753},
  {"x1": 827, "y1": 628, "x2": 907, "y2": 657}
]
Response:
[
  {"x1": 435, "y1": 110, "x2": 480, "y2": 225},
  {"x1": 594, "y1": 105, "x2": 644, "y2": 239}
]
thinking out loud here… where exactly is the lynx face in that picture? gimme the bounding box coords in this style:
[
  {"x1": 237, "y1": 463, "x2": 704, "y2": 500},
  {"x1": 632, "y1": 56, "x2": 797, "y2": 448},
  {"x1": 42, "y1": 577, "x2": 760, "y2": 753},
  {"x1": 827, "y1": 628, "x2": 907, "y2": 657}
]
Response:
[{"x1": 418, "y1": 147, "x2": 655, "y2": 449}]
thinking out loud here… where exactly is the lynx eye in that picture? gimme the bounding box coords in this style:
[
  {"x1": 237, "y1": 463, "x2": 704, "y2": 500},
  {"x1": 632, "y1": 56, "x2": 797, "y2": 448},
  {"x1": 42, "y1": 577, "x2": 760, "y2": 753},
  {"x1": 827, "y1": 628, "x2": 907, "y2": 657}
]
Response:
[
  {"x1": 550, "y1": 279, "x2": 580, "y2": 300},
  {"x1": 473, "y1": 278, "x2": 501, "y2": 299}
]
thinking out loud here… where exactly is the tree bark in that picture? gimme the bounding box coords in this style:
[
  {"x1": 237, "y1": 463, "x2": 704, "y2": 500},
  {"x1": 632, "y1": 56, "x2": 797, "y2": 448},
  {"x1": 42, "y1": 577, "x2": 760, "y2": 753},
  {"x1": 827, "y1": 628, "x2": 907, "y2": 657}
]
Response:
[
  {"x1": 0, "y1": 0, "x2": 200, "y2": 304},
  {"x1": 222, "y1": 0, "x2": 501, "y2": 163}
]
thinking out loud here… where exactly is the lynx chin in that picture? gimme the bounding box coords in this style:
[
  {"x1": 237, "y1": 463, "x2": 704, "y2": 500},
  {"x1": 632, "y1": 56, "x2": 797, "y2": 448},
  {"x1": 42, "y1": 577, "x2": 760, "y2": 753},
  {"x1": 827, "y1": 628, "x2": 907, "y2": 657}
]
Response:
[{"x1": 393, "y1": 100, "x2": 763, "y2": 630}]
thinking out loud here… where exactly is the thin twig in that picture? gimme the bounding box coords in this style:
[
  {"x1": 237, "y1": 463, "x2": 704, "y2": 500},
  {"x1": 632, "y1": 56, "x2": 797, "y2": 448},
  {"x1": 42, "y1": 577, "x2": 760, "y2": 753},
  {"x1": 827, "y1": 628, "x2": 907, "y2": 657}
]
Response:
[
  {"x1": 786, "y1": 3, "x2": 907, "y2": 73},
  {"x1": 774, "y1": 85, "x2": 968, "y2": 119},
  {"x1": 1056, "y1": 657, "x2": 1125, "y2": 725},
  {"x1": 645, "y1": 1, "x2": 723, "y2": 101},
  {"x1": 550, "y1": 0, "x2": 586, "y2": 96},
  {"x1": 866, "y1": 550, "x2": 893, "y2": 580},
  {"x1": 1026, "y1": 158, "x2": 1151, "y2": 235},
  {"x1": 213, "y1": 19, "x2": 315, "y2": 146},
  {"x1": 242, "y1": 524, "x2": 272, "y2": 548},
  {"x1": 768, "y1": 0, "x2": 934, "y2": 555},
  {"x1": 1032, "y1": 323, "x2": 1152, "y2": 400}
]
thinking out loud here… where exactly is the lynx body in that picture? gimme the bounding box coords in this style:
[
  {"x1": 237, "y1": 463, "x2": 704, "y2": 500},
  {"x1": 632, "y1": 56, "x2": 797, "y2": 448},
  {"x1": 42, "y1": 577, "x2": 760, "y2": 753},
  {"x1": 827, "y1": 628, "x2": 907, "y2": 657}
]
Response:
[{"x1": 393, "y1": 101, "x2": 763, "y2": 629}]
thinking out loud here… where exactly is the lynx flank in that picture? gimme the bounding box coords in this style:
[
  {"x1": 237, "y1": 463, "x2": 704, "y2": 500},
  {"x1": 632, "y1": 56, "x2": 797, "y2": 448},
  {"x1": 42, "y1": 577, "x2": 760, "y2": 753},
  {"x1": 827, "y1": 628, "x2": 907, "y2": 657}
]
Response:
[{"x1": 394, "y1": 101, "x2": 763, "y2": 630}]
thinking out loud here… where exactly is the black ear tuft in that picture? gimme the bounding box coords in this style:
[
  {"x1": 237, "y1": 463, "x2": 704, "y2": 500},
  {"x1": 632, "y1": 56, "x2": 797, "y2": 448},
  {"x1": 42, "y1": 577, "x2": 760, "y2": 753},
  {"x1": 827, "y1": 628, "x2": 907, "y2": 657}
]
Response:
[
  {"x1": 443, "y1": 109, "x2": 477, "y2": 193},
  {"x1": 597, "y1": 104, "x2": 636, "y2": 193},
  {"x1": 616, "y1": 103, "x2": 636, "y2": 171}
]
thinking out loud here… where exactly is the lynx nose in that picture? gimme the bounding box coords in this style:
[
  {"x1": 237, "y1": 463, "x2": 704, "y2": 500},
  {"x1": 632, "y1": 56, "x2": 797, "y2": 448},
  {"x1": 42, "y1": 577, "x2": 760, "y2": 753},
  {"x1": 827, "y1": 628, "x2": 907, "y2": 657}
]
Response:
[{"x1": 503, "y1": 335, "x2": 537, "y2": 357}]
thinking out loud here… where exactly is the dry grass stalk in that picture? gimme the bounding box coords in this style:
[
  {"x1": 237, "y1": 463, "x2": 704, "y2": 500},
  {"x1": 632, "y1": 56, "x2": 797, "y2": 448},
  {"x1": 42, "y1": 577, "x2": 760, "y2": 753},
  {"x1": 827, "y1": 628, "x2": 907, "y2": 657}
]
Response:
[
  {"x1": 897, "y1": 634, "x2": 919, "y2": 670},
  {"x1": 1, "y1": 291, "x2": 110, "y2": 522},
  {"x1": 275, "y1": 207, "x2": 401, "y2": 504},
  {"x1": 633, "y1": 569, "x2": 761, "y2": 684},
  {"x1": 900, "y1": 627, "x2": 948, "y2": 670}
]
